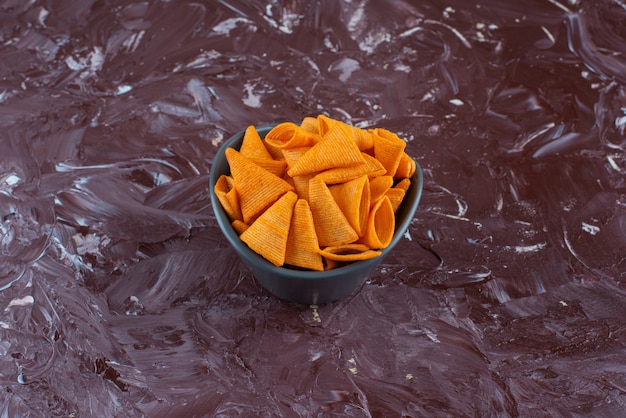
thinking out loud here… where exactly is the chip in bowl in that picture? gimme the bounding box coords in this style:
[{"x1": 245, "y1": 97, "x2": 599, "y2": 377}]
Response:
[{"x1": 213, "y1": 115, "x2": 417, "y2": 271}]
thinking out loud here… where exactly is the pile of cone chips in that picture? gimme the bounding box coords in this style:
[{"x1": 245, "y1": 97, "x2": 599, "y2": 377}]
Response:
[{"x1": 213, "y1": 115, "x2": 416, "y2": 271}]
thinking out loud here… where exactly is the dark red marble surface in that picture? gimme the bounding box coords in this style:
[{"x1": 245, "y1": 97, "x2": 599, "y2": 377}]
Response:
[{"x1": 1, "y1": 0, "x2": 625, "y2": 416}]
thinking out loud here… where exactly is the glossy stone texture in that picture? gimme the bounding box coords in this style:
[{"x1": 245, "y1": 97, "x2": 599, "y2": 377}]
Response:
[
  {"x1": 2, "y1": 0, "x2": 626, "y2": 416},
  {"x1": 210, "y1": 125, "x2": 423, "y2": 304}
]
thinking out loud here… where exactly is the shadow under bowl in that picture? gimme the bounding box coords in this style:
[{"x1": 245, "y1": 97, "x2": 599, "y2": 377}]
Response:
[{"x1": 209, "y1": 124, "x2": 423, "y2": 305}]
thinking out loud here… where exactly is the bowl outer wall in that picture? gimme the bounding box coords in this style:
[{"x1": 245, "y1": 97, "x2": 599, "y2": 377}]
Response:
[{"x1": 209, "y1": 124, "x2": 424, "y2": 304}]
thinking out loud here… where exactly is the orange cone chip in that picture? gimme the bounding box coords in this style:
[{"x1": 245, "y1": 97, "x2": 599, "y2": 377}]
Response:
[
  {"x1": 385, "y1": 187, "x2": 406, "y2": 212},
  {"x1": 282, "y1": 173, "x2": 295, "y2": 189},
  {"x1": 263, "y1": 140, "x2": 285, "y2": 161},
  {"x1": 287, "y1": 125, "x2": 365, "y2": 177},
  {"x1": 361, "y1": 153, "x2": 388, "y2": 178},
  {"x1": 239, "y1": 125, "x2": 287, "y2": 176},
  {"x1": 369, "y1": 175, "x2": 394, "y2": 204},
  {"x1": 394, "y1": 152, "x2": 416, "y2": 179},
  {"x1": 248, "y1": 158, "x2": 287, "y2": 178},
  {"x1": 316, "y1": 152, "x2": 386, "y2": 184},
  {"x1": 386, "y1": 178, "x2": 411, "y2": 212},
  {"x1": 291, "y1": 173, "x2": 314, "y2": 201},
  {"x1": 282, "y1": 146, "x2": 311, "y2": 170},
  {"x1": 354, "y1": 128, "x2": 375, "y2": 151},
  {"x1": 282, "y1": 147, "x2": 313, "y2": 199},
  {"x1": 285, "y1": 199, "x2": 324, "y2": 271},
  {"x1": 240, "y1": 191, "x2": 298, "y2": 266},
  {"x1": 225, "y1": 148, "x2": 293, "y2": 223},
  {"x1": 317, "y1": 114, "x2": 350, "y2": 138},
  {"x1": 323, "y1": 258, "x2": 343, "y2": 271},
  {"x1": 308, "y1": 176, "x2": 358, "y2": 246},
  {"x1": 265, "y1": 122, "x2": 320, "y2": 149},
  {"x1": 317, "y1": 114, "x2": 373, "y2": 151},
  {"x1": 372, "y1": 128, "x2": 407, "y2": 177},
  {"x1": 319, "y1": 244, "x2": 382, "y2": 262},
  {"x1": 316, "y1": 114, "x2": 334, "y2": 136},
  {"x1": 214, "y1": 174, "x2": 242, "y2": 221},
  {"x1": 240, "y1": 125, "x2": 274, "y2": 161},
  {"x1": 395, "y1": 178, "x2": 411, "y2": 192},
  {"x1": 300, "y1": 116, "x2": 319, "y2": 134},
  {"x1": 360, "y1": 196, "x2": 395, "y2": 249},
  {"x1": 231, "y1": 219, "x2": 249, "y2": 234},
  {"x1": 214, "y1": 115, "x2": 417, "y2": 271},
  {"x1": 329, "y1": 175, "x2": 370, "y2": 236}
]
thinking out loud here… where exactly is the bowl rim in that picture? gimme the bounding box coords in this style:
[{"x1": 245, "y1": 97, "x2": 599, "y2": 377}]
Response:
[{"x1": 209, "y1": 123, "x2": 424, "y2": 280}]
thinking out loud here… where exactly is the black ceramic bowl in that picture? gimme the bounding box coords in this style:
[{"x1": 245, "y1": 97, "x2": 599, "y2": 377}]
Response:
[{"x1": 209, "y1": 124, "x2": 423, "y2": 305}]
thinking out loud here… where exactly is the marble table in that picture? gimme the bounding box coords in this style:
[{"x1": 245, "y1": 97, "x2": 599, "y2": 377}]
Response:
[{"x1": 1, "y1": 0, "x2": 625, "y2": 416}]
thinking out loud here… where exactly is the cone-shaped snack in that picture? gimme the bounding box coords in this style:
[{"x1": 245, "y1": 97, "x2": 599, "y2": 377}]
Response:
[
  {"x1": 263, "y1": 140, "x2": 285, "y2": 161},
  {"x1": 239, "y1": 125, "x2": 287, "y2": 176},
  {"x1": 394, "y1": 152, "x2": 416, "y2": 179},
  {"x1": 214, "y1": 174, "x2": 242, "y2": 221},
  {"x1": 231, "y1": 219, "x2": 249, "y2": 234},
  {"x1": 385, "y1": 188, "x2": 406, "y2": 213},
  {"x1": 248, "y1": 157, "x2": 287, "y2": 178},
  {"x1": 372, "y1": 128, "x2": 407, "y2": 177},
  {"x1": 282, "y1": 146, "x2": 311, "y2": 171},
  {"x1": 225, "y1": 148, "x2": 293, "y2": 223},
  {"x1": 287, "y1": 125, "x2": 365, "y2": 177},
  {"x1": 285, "y1": 199, "x2": 324, "y2": 271},
  {"x1": 308, "y1": 176, "x2": 358, "y2": 246},
  {"x1": 360, "y1": 196, "x2": 395, "y2": 249},
  {"x1": 322, "y1": 117, "x2": 358, "y2": 147},
  {"x1": 300, "y1": 116, "x2": 319, "y2": 134},
  {"x1": 385, "y1": 178, "x2": 411, "y2": 212},
  {"x1": 291, "y1": 173, "x2": 314, "y2": 201},
  {"x1": 395, "y1": 178, "x2": 411, "y2": 192},
  {"x1": 329, "y1": 175, "x2": 370, "y2": 236},
  {"x1": 316, "y1": 114, "x2": 333, "y2": 136},
  {"x1": 323, "y1": 258, "x2": 342, "y2": 271},
  {"x1": 361, "y1": 153, "x2": 388, "y2": 178},
  {"x1": 316, "y1": 152, "x2": 386, "y2": 184},
  {"x1": 353, "y1": 127, "x2": 375, "y2": 151},
  {"x1": 240, "y1": 125, "x2": 274, "y2": 161},
  {"x1": 240, "y1": 191, "x2": 298, "y2": 266},
  {"x1": 319, "y1": 243, "x2": 382, "y2": 262},
  {"x1": 282, "y1": 173, "x2": 295, "y2": 189},
  {"x1": 317, "y1": 114, "x2": 374, "y2": 151},
  {"x1": 363, "y1": 153, "x2": 388, "y2": 176},
  {"x1": 282, "y1": 147, "x2": 313, "y2": 199},
  {"x1": 369, "y1": 175, "x2": 394, "y2": 204},
  {"x1": 214, "y1": 116, "x2": 417, "y2": 272},
  {"x1": 264, "y1": 122, "x2": 320, "y2": 149},
  {"x1": 339, "y1": 121, "x2": 375, "y2": 152}
]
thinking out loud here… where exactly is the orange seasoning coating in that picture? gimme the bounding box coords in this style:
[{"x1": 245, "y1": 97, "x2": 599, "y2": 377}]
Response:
[
  {"x1": 225, "y1": 148, "x2": 293, "y2": 224},
  {"x1": 214, "y1": 115, "x2": 416, "y2": 270}
]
